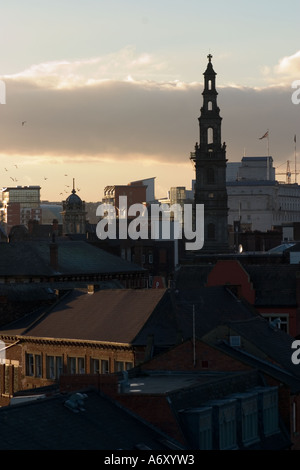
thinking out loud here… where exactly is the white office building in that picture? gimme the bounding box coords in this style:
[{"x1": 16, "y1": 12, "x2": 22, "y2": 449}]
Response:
[{"x1": 227, "y1": 157, "x2": 300, "y2": 232}]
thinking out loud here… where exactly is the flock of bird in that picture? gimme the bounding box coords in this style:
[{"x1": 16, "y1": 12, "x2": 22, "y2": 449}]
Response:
[{"x1": 2, "y1": 121, "x2": 81, "y2": 199}]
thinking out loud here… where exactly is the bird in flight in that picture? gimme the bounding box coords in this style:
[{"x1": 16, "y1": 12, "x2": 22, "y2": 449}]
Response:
[
  {"x1": 4, "y1": 168, "x2": 7, "y2": 172},
  {"x1": 22, "y1": 121, "x2": 26, "y2": 126}
]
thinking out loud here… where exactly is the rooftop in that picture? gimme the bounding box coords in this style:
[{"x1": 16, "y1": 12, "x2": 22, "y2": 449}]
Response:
[{"x1": 0, "y1": 389, "x2": 184, "y2": 450}]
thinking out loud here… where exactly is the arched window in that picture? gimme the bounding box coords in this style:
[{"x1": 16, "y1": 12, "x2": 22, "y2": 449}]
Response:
[
  {"x1": 207, "y1": 168, "x2": 215, "y2": 184},
  {"x1": 208, "y1": 101, "x2": 213, "y2": 111},
  {"x1": 207, "y1": 127, "x2": 213, "y2": 145},
  {"x1": 207, "y1": 223, "x2": 215, "y2": 240},
  {"x1": 208, "y1": 80, "x2": 212, "y2": 90}
]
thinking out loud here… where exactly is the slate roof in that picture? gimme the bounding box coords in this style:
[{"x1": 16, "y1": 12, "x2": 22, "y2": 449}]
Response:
[
  {"x1": 221, "y1": 317, "x2": 300, "y2": 379},
  {"x1": 0, "y1": 285, "x2": 260, "y2": 351},
  {"x1": 0, "y1": 389, "x2": 184, "y2": 450},
  {"x1": 175, "y1": 263, "x2": 300, "y2": 307},
  {"x1": 215, "y1": 341, "x2": 300, "y2": 394},
  {"x1": 245, "y1": 265, "x2": 299, "y2": 306},
  {"x1": 0, "y1": 240, "x2": 144, "y2": 277},
  {"x1": 132, "y1": 286, "x2": 259, "y2": 347},
  {"x1": 0, "y1": 288, "x2": 167, "y2": 344}
]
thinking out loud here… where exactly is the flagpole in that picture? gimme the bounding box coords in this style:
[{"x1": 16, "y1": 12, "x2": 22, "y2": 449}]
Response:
[{"x1": 259, "y1": 129, "x2": 269, "y2": 156}]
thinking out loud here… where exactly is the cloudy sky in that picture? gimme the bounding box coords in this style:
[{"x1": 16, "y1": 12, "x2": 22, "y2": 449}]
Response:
[{"x1": 0, "y1": 0, "x2": 300, "y2": 202}]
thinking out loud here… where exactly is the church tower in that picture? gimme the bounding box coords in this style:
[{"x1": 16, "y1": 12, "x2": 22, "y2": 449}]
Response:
[{"x1": 190, "y1": 54, "x2": 229, "y2": 253}]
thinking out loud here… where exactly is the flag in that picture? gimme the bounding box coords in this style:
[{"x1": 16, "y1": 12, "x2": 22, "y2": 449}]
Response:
[{"x1": 259, "y1": 130, "x2": 269, "y2": 140}]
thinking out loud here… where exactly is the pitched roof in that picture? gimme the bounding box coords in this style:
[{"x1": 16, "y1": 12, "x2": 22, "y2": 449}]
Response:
[
  {"x1": 0, "y1": 285, "x2": 259, "y2": 349},
  {"x1": 245, "y1": 265, "x2": 299, "y2": 306},
  {"x1": 0, "y1": 240, "x2": 144, "y2": 277},
  {"x1": 0, "y1": 288, "x2": 167, "y2": 344},
  {"x1": 133, "y1": 286, "x2": 259, "y2": 347},
  {"x1": 175, "y1": 263, "x2": 300, "y2": 307},
  {"x1": 223, "y1": 317, "x2": 300, "y2": 377},
  {"x1": 201, "y1": 315, "x2": 300, "y2": 391},
  {"x1": 0, "y1": 389, "x2": 184, "y2": 450}
]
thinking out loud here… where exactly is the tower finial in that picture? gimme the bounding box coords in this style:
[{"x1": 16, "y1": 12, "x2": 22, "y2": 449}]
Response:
[
  {"x1": 72, "y1": 177, "x2": 75, "y2": 193},
  {"x1": 207, "y1": 53, "x2": 213, "y2": 63}
]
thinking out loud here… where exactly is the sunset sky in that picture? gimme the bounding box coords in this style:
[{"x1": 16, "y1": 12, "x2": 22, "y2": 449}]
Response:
[{"x1": 0, "y1": 0, "x2": 300, "y2": 202}]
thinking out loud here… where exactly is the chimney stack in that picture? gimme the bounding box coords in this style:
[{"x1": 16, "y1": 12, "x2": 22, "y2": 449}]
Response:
[{"x1": 49, "y1": 238, "x2": 58, "y2": 270}]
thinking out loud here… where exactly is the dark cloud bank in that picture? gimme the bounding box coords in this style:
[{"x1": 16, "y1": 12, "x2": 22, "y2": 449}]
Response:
[{"x1": 1, "y1": 79, "x2": 298, "y2": 166}]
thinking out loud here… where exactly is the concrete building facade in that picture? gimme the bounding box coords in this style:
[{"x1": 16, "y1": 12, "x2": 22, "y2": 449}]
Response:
[{"x1": 227, "y1": 157, "x2": 300, "y2": 232}]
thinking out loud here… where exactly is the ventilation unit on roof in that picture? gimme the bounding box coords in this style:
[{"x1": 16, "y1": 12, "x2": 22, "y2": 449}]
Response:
[
  {"x1": 64, "y1": 392, "x2": 88, "y2": 413},
  {"x1": 229, "y1": 336, "x2": 241, "y2": 347}
]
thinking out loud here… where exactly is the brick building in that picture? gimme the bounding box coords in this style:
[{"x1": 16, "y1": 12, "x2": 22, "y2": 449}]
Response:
[
  {"x1": 176, "y1": 259, "x2": 300, "y2": 337},
  {"x1": 0, "y1": 288, "x2": 167, "y2": 405},
  {"x1": 1, "y1": 186, "x2": 41, "y2": 235}
]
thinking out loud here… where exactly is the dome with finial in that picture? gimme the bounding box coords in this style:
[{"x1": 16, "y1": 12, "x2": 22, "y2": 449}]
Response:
[{"x1": 64, "y1": 179, "x2": 83, "y2": 210}]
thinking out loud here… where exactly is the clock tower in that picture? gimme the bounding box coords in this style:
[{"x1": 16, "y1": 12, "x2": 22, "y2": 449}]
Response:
[{"x1": 190, "y1": 54, "x2": 229, "y2": 253}]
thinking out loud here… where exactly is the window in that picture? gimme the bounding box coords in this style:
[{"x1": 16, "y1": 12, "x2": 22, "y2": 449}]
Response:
[
  {"x1": 67, "y1": 356, "x2": 85, "y2": 375},
  {"x1": 35, "y1": 355, "x2": 42, "y2": 377},
  {"x1": 46, "y1": 356, "x2": 63, "y2": 379},
  {"x1": 114, "y1": 360, "x2": 133, "y2": 372},
  {"x1": 101, "y1": 359, "x2": 109, "y2": 374},
  {"x1": 208, "y1": 101, "x2": 213, "y2": 111},
  {"x1": 207, "y1": 127, "x2": 213, "y2": 145},
  {"x1": 264, "y1": 314, "x2": 289, "y2": 333},
  {"x1": 241, "y1": 397, "x2": 258, "y2": 444},
  {"x1": 91, "y1": 358, "x2": 100, "y2": 374},
  {"x1": 78, "y1": 357, "x2": 85, "y2": 374},
  {"x1": 180, "y1": 407, "x2": 212, "y2": 450},
  {"x1": 229, "y1": 336, "x2": 241, "y2": 347},
  {"x1": 219, "y1": 403, "x2": 236, "y2": 450},
  {"x1": 115, "y1": 361, "x2": 124, "y2": 372},
  {"x1": 90, "y1": 358, "x2": 109, "y2": 374},
  {"x1": 26, "y1": 353, "x2": 34, "y2": 376},
  {"x1": 263, "y1": 389, "x2": 278, "y2": 436},
  {"x1": 199, "y1": 412, "x2": 212, "y2": 450},
  {"x1": 25, "y1": 353, "x2": 42, "y2": 377}
]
